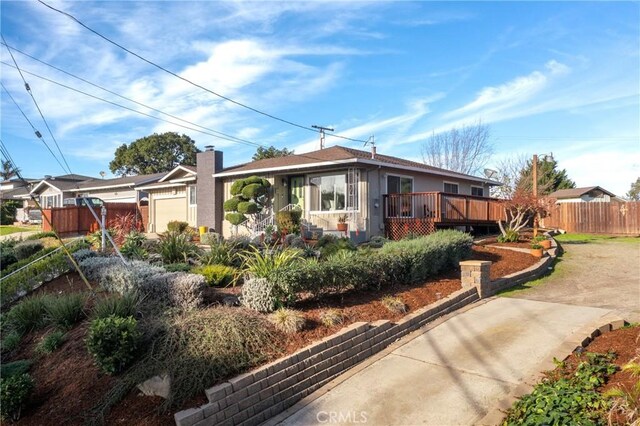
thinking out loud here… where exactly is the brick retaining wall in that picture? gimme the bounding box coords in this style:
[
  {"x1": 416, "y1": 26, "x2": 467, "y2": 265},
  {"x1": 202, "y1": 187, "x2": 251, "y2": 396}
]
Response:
[
  {"x1": 174, "y1": 287, "x2": 479, "y2": 426},
  {"x1": 175, "y1": 237, "x2": 561, "y2": 426}
]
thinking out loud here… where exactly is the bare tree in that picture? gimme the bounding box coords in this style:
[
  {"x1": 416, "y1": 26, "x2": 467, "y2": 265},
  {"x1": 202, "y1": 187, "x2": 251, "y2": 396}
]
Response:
[
  {"x1": 421, "y1": 121, "x2": 493, "y2": 175},
  {"x1": 490, "y1": 154, "x2": 529, "y2": 199}
]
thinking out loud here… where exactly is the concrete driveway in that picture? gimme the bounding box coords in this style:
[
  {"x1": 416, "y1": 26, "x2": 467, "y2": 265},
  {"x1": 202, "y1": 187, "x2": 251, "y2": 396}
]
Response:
[
  {"x1": 270, "y1": 239, "x2": 637, "y2": 426},
  {"x1": 502, "y1": 240, "x2": 640, "y2": 323}
]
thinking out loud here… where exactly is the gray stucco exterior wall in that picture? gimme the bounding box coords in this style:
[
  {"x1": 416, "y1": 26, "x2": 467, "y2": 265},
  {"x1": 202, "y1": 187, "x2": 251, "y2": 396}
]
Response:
[{"x1": 196, "y1": 150, "x2": 224, "y2": 232}]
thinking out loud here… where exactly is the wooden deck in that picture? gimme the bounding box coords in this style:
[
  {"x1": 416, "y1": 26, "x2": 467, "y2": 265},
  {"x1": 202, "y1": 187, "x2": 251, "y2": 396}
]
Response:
[{"x1": 383, "y1": 192, "x2": 504, "y2": 239}]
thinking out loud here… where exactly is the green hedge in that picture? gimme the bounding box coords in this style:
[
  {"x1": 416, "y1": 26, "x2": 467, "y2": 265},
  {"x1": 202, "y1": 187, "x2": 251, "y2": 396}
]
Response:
[
  {"x1": 0, "y1": 247, "x2": 57, "y2": 278},
  {"x1": 269, "y1": 230, "x2": 473, "y2": 303}
]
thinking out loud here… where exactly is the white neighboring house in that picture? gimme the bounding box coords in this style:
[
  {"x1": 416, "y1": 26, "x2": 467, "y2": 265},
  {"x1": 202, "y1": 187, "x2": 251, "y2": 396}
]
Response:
[{"x1": 548, "y1": 186, "x2": 617, "y2": 203}]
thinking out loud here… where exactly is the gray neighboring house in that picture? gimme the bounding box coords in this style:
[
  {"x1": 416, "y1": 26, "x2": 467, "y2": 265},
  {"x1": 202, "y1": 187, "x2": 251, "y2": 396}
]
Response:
[{"x1": 549, "y1": 186, "x2": 617, "y2": 203}]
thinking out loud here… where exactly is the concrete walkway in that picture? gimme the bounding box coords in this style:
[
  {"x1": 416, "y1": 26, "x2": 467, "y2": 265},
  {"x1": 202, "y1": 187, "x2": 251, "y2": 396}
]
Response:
[
  {"x1": 274, "y1": 297, "x2": 613, "y2": 426},
  {"x1": 0, "y1": 230, "x2": 39, "y2": 241}
]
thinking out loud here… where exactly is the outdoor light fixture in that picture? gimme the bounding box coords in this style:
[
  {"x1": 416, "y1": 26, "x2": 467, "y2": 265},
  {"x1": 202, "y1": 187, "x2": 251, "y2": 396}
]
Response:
[{"x1": 282, "y1": 178, "x2": 287, "y2": 187}]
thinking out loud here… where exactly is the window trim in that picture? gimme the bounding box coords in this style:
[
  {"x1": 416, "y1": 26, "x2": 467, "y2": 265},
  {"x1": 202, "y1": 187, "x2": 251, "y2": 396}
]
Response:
[
  {"x1": 470, "y1": 185, "x2": 485, "y2": 197},
  {"x1": 385, "y1": 173, "x2": 414, "y2": 194},
  {"x1": 308, "y1": 171, "x2": 359, "y2": 213},
  {"x1": 188, "y1": 185, "x2": 197, "y2": 206},
  {"x1": 443, "y1": 181, "x2": 459, "y2": 194}
]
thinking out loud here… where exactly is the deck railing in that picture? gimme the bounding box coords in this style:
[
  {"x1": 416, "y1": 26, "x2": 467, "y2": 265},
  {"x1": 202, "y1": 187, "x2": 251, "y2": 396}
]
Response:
[{"x1": 383, "y1": 192, "x2": 504, "y2": 223}]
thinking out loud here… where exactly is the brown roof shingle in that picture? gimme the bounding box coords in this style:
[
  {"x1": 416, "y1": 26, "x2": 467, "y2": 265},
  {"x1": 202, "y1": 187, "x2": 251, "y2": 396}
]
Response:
[{"x1": 549, "y1": 186, "x2": 616, "y2": 199}]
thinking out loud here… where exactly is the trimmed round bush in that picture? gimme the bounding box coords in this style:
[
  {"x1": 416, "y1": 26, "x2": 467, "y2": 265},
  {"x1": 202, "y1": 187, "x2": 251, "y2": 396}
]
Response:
[
  {"x1": 241, "y1": 183, "x2": 267, "y2": 199},
  {"x1": 237, "y1": 201, "x2": 259, "y2": 215},
  {"x1": 166, "y1": 221, "x2": 190, "y2": 234},
  {"x1": 230, "y1": 179, "x2": 246, "y2": 196},
  {"x1": 225, "y1": 212, "x2": 246, "y2": 226},
  {"x1": 86, "y1": 315, "x2": 140, "y2": 374},
  {"x1": 223, "y1": 197, "x2": 241, "y2": 212},
  {"x1": 240, "y1": 277, "x2": 277, "y2": 313},
  {"x1": 14, "y1": 240, "x2": 44, "y2": 261},
  {"x1": 244, "y1": 175, "x2": 265, "y2": 185}
]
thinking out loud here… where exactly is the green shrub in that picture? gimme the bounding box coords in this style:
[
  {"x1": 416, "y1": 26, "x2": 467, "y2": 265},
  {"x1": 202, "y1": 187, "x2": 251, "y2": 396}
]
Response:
[
  {"x1": 166, "y1": 221, "x2": 190, "y2": 234},
  {"x1": 91, "y1": 292, "x2": 140, "y2": 319},
  {"x1": 120, "y1": 231, "x2": 148, "y2": 260},
  {"x1": 45, "y1": 293, "x2": 87, "y2": 329},
  {"x1": 141, "y1": 272, "x2": 204, "y2": 311},
  {"x1": 35, "y1": 330, "x2": 65, "y2": 355},
  {"x1": 225, "y1": 212, "x2": 246, "y2": 226},
  {"x1": 6, "y1": 294, "x2": 50, "y2": 334},
  {"x1": 317, "y1": 236, "x2": 356, "y2": 258},
  {"x1": 200, "y1": 232, "x2": 223, "y2": 246},
  {"x1": 25, "y1": 231, "x2": 57, "y2": 240},
  {"x1": 199, "y1": 241, "x2": 237, "y2": 267},
  {"x1": 0, "y1": 246, "x2": 57, "y2": 278},
  {"x1": 241, "y1": 183, "x2": 267, "y2": 199},
  {"x1": 0, "y1": 246, "x2": 17, "y2": 271},
  {"x1": 241, "y1": 247, "x2": 301, "y2": 279},
  {"x1": 0, "y1": 360, "x2": 32, "y2": 379},
  {"x1": 0, "y1": 373, "x2": 34, "y2": 420},
  {"x1": 276, "y1": 210, "x2": 302, "y2": 235},
  {"x1": 503, "y1": 352, "x2": 616, "y2": 426},
  {"x1": 14, "y1": 240, "x2": 44, "y2": 260},
  {"x1": 223, "y1": 197, "x2": 241, "y2": 212},
  {"x1": 164, "y1": 263, "x2": 191, "y2": 273},
  {"x1": 230, "y1": 179, "x2": 246, "y2": 196},
  {"x1": 1, "y1": 331, "x2": 21, "y2": 353},
  {"x1": 158, "y1": 231, "x2": 199, "y2": 264},
  {"x1": 1, "y1": 200, "x2": 20, "y2": 225},
  {"x1": 192, "y1": 264, "x2": 238, "y2": 287},
  {"x1": 86, "y1": 315, "x2": 140, "y2": 374},
  {"x1": 497, "y1": 229, "x2": 519, "y2": 243},
  {"x1": 269, "y1": 308, "x2": 305, "y2": 333},
  {"x1": 237, "y1": 201, "x2": 259, "y2": 215}
]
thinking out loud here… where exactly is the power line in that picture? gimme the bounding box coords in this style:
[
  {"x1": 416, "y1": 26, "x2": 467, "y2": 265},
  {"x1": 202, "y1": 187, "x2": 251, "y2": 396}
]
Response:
[
  {"x1": 36, "y1": 0, "x2": 369, "y2": 145},
  {"x1": 1, "y1": 82, "x2": 70, "y2": 173},
  {"x1": 0, "y1": 42, "x2": 265, "y2": 148},
  {"x1": 0, "y1": 60, "x2": 263, "y2": 148},
  {"x1": 2, "y1": 33, "x2": 73, "y2": 174}
]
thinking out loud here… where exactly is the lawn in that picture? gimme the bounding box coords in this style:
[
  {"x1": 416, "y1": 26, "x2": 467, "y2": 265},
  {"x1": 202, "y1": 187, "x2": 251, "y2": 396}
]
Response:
[
  {"x1": 554, "y1": 233, "x2": 640, "y2": 244},
  {"x1": 0, "y1": 225, "x2": 38, "y2": 236}
]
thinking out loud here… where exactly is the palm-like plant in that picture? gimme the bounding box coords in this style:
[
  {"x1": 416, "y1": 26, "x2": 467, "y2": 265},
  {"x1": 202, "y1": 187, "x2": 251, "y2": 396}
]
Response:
[
  {"x1": 604, "y1": 357, "x2": 640, "y2": 426},
  {"x1": 240, "y1": 246, "x2": 301, "y2": 278},
  {"x1": 0, "y1": 160, "x2": 20, "y2": 181}
]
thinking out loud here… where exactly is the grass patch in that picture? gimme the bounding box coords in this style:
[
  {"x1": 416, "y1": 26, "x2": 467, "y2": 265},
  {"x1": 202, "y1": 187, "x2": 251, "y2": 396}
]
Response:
[
  {"x1": 554, "y1": 233, "x2": 640, "y2": 244},
  {"x1": 0, "y1": 226, "x2": 37, "y2": 236},
  {"x1": 498, "y1": 254, "x2": 567, "y2": 297}
]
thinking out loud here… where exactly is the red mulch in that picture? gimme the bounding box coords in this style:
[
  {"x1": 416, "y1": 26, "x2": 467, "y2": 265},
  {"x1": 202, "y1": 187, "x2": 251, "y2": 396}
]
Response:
[{"x1": 5, "y1": 245, "x2": 539, "y2": 425}]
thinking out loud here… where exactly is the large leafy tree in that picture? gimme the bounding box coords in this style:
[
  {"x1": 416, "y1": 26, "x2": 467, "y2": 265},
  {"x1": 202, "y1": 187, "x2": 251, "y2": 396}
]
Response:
[
  {"x1": 109, "y1": 132, "x2": 200, "y2": 176},
  {"x1": 515, "y1": 156, "x2": 575, "y2": 196},
  {"x1": 0, "y1": 160, "x2": 20, "y2": 181},
  {"x1": 252, "y1": 145, "x2": 294, "y2": 161},
  {"x1": 626, "y1": 177, "x2": 640, "y2": 201}
]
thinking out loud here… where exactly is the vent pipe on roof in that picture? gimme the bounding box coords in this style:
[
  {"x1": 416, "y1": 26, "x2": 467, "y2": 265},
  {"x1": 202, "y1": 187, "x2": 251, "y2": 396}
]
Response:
[
  {"x1": 44, "y1": 175, "x2": 52, "y2": 180},
  {"x1": 204, "y1": 145, "x2": 214, "y2": 152},
  {"x1": 371, "y1": 145, "x2": 377, "y2": 160}
]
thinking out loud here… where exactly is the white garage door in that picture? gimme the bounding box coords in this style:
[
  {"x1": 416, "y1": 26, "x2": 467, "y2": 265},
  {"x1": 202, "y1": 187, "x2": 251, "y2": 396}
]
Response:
[{"x1": 154, "y1": 197, "x2": 187, "y2": 233}]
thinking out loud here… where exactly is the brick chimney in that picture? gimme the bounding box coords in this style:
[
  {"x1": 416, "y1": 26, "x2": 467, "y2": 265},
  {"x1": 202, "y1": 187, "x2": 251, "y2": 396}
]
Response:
[{"x1": 196, "y1": 146, "x2": 223, "y2": 233}]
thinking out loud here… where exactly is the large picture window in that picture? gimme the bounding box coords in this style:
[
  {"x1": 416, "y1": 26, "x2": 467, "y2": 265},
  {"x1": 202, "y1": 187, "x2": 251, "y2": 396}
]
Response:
[
  {"x1": 387, "y1": 175, "x2": 413, "y2": 194},
  {"x1": 386, "y1": 175, "x2": 413, "y2": 217},
  {"x1": 310, "y1": 173, "x2": 354, "y2": 211}
]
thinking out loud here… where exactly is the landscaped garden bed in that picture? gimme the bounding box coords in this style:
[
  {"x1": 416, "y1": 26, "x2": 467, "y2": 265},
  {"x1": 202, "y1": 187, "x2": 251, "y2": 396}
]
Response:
[
  {"x1": 1, "y1": 217, "x2": 542, "y2": 425},
  {"x1": 502, "y1": 324, "x2": 640, "y2": 426}
]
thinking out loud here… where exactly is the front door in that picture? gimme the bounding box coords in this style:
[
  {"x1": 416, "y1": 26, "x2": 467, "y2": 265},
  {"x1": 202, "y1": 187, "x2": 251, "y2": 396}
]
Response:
[{"x1": 289, "y1": 176, "x2": 305, "y2": 210}]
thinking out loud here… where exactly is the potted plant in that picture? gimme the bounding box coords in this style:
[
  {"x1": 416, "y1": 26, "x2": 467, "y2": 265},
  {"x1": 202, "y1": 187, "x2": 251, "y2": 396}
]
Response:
[
  {"x1": 530, "y1": 243, "x2": 544, "y2": 258},
  {"x1": 336, "y1": 214, "x2": 348, "y2": 232}
]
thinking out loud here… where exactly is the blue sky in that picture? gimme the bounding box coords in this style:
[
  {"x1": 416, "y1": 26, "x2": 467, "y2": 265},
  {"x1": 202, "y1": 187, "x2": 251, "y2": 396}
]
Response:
[{"x1": 1, "y1": 1, "x2": 638, "y2": 196}]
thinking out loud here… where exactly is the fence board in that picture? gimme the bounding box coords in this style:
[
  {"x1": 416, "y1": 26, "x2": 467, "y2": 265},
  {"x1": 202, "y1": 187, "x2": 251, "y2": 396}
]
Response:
[
  {"x1": 543, "y1": 202, "x2": 640, "y2": 235},
  {"x1": 42, "y1": 203, "x2": 142, "y2": 235}
]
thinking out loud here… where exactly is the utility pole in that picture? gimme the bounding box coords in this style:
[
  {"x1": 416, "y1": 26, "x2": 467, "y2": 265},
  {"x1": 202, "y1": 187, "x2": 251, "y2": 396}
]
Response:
[
  {"x1": 311, "y1": 125, "x2": 334, "y2": 150},
  {"x1": 532, "y1": 154, "x2": 538, "y2": 237}
]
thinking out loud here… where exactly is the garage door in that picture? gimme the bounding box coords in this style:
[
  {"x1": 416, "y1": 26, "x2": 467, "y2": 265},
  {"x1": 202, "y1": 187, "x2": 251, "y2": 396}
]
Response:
[{"x1": 154, "y1": 197, "x2": 187, "y2": 233}]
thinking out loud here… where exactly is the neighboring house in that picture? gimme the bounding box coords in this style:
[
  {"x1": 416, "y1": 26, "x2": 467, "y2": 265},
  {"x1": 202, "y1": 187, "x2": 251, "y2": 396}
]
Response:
[
  {"x1": 27, "y1": 173, "x2": 163, "y2": 208},
  {"x1": 137, "y1": 149, "x2": 222, "y2": 233},
  {"x1": 549, "y1": 186, "x2": 616, "y2": 203},
  {"x1": 214, "y1": 145, "x2": 501, "y2": 240}
]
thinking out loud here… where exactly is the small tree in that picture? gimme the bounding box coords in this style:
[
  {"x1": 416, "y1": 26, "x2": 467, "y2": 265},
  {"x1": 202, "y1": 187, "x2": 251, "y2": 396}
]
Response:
[
  {"x1": 252, "y1": 146, "x2": 294, "y2": 161},
  {"x1": 0, "y1": 160, "x2": 20, "y2": 181},
  {"x1": 498, "y1": 187, "x2": 553, "y2": 237},
  {"x1": 224, "y1": 176, "x2": 272, "y2": 226},
  {"x1": 626, "y1": 177, "x2": 640, "y2": 201}
]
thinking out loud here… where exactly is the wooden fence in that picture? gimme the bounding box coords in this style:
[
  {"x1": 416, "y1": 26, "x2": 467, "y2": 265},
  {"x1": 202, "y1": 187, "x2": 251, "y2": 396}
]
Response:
[
  {"x1": 542, "y1": 202, "x2": 640, "y2": 235},
  {"x1": 42, "y1": 203, "x2": 143, "y2": 236}
]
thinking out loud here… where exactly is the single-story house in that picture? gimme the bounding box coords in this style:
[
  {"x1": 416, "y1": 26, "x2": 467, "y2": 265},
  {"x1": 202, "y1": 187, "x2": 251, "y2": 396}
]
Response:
[
  {"x1": 137, "y1": 149, "x2": 222, "y2": 233},
  {"x1": 213, "y1": 145, "x2": 501, "y2": 239},
  {"x1": 549, "y1": 186, "x2": 616, "y2": 203},
  {"x1": 27, "y1": 173, "x2": 164, "y2": 208}
]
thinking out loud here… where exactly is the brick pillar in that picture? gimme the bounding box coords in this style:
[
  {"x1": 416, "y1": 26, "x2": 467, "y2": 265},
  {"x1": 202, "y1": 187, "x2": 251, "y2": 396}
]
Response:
[{"x1": 460, "y1": 260, "x2": 492, "y2": 298}]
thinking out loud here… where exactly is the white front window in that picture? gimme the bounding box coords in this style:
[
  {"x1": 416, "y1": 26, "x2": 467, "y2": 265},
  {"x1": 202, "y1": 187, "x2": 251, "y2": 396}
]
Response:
[
  {"x1": 310, "y1": 173, "x2": 358, "y2": 212},
  {"x1": 188, "y1": 185, "x2": 197, "y2": 206}
]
